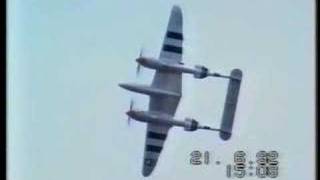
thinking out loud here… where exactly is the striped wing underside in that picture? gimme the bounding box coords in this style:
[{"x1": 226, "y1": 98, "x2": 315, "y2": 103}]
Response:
[{"x1": 142, "y1": 6, "x2": 183, "y2": 177}]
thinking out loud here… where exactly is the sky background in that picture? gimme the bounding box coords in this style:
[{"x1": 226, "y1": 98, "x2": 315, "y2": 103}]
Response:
[{"x1": 8, "y1": 0, "x2": 315, "y2": 180}]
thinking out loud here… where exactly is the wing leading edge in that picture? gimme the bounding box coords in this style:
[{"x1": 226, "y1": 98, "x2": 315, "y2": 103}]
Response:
[{"x1": 142, "y1": 5, "x2": 183, "y2": 177}]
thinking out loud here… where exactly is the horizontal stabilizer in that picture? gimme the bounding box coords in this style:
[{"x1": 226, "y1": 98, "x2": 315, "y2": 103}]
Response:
[{"x1": 219, "y1": 69, "x2": 242, "y2": 140}]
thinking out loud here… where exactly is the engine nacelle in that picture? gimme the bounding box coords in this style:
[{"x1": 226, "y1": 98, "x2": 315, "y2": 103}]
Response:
[
  {"x1": 184, "y1": 118, "x2": 199, "y2": 131},
  {"x1": 193, "y1": 65, "x2": 209, "y2": 79}
]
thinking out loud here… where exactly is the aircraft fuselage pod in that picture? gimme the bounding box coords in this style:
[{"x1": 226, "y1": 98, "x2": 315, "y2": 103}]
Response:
[
  {"x1": 126, "y1": 110, "x2": 189, "y2": 129},
  {"x1": 136, "y1": 56, "x2": 240, "y2": 80},
  {"x1": 126, "y1": 110, "x2": 226, "y2": 132}
]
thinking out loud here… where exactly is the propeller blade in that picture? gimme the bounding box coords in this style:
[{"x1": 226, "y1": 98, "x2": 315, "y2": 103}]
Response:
[
  {"x1": 128, "y1": 99, "x2": 136, "y2": 125},
  {"x1": 130, "y1": 99, "x2": 134, "y2": 110},
  {"x1": 136, "y1": 64, "x2": 141, "y2": 76},
  {"x1": 127, "y1": 116, "x2": 131, "y2": 125},
  {"x1": 127, "y1": 99, "x2": 134, "y2": 126},
  {"x1": 136, "y1": 47, "x2": 144, "y2": 76},
  {"x1": 139, "y1": 47, "x2": 144, "y2": 57}
]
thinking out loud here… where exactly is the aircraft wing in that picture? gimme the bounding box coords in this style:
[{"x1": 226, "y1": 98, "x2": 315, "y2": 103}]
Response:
[{"x1": 142, "y1": 5, "x2": 183, "y2": 177}]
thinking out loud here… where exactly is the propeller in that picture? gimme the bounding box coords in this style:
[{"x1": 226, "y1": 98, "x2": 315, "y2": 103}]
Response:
[
  {"x1": 136, "y1": 48, "x2": 144, "y2": 76},
  {"x1": 127, "y1": 99, "x2": 135, "y2": 125}
]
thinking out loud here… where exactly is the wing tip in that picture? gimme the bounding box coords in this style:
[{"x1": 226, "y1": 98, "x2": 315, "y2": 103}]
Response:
[
  {"x1": 171, "y1": 5, "x2": 182, "y2": 17},
  {"x1": 142, "y1": 157, "x2": 158, "y2": 177},
  {"x1": 142, "y1": 171, "x2": 151, "y2": 177},
  {"x1": 167, "y1": 4, "x2": 183, "y2": 34},
  {"x1": 142, "y1": 166, "x2": 154, "y2": 177},
  {"x1": 172, "y1": 5, "x2": 182, "y2": 12}
]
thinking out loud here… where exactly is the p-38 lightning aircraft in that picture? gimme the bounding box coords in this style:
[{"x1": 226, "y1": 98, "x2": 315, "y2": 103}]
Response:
[{"x1": 119, "y1": 5, "x2": 242, "y2": 177}]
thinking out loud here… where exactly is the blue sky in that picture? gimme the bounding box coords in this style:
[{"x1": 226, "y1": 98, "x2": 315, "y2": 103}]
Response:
[{"x1": 8, "y1": 0, "x2": 315, "y2": 179}]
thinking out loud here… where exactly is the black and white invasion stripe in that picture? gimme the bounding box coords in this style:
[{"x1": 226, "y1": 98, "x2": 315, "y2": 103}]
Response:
[{"x1": 160, "y1": 30, "x2": 183, "y2": 61}]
